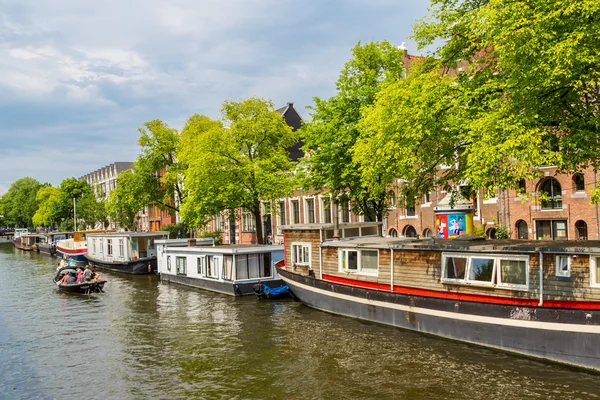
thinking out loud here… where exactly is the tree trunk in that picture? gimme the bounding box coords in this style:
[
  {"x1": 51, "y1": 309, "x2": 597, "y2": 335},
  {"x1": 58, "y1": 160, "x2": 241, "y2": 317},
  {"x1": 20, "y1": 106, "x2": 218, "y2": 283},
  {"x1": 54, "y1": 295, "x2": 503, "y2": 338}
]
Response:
[
  {"x1": 332, "y1": 198, "x2": 340, "y2": 239},
  {"x1": 253, "y1": 201, "x2": 264, "y2": 245}
]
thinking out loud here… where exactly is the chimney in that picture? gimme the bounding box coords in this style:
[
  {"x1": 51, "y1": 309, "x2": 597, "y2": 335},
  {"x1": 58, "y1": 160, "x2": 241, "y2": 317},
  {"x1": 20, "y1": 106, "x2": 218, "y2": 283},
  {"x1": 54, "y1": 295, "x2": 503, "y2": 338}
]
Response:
[{"x1": 187, "y1": 238, "x2": 197, "y2": 247}]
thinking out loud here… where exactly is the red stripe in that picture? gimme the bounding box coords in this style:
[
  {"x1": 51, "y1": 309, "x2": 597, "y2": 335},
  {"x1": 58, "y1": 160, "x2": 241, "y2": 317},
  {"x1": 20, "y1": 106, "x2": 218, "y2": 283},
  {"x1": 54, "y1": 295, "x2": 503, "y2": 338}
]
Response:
[
  {"x1": 322, "y1": 274, "x2": 600, "y2": 310},
  {"x1": 56, "y1": 246, "x2": 87, "y2": 255}
]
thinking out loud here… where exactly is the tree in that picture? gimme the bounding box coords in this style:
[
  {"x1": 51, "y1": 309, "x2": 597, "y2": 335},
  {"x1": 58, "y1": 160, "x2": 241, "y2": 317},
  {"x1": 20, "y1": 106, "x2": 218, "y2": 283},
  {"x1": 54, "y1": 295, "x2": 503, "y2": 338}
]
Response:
[
  {"x1": 179, "y1": 98, "x2": 297, "y2": 243},
  {"x1": 0, "y1": 177, "x2": 42, "y2": 228},
  {"x1": 32, "y1": 185, "x2": 62, "y2": 228},
  {"x1": 300, "y1": 41, "x2": 406, "y2": 227},
  {"x1": 51, "y1": 178, "x2": 105, "y2": 230},
  {"x1": 107, "y1": 170, "x2": 146, "y2": 230},
  {"x1": 410, "y1": 0, "x2": 600, "y2": 191}
]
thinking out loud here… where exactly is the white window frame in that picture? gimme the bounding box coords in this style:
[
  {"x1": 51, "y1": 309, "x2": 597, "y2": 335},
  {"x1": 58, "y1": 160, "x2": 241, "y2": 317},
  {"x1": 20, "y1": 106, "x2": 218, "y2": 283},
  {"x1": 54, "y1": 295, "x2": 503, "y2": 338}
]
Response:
[
  {"x1": 200, "y1": 255, "x2": 219, "y2": 279},
  {"x1": 590, "y1": 256, "x2": 600, "y2": 288},
  {"x1": 441, "y1": 253, "x2": 529, "y2": 291},
  {"x1": 291, "y1": 199, "x2": 300, "y2": 224},
  {"x1": 176, "y1": 256, "x2": 187, "y2": 276},
  {"x1": 291, "y1": 242, "x2": 311, "y2": 267},
  {"x1": 320, "y1": 196, "x2": 332, "y2": 224},
  {"x1": 305, "y1": 197, "x2": 316, "y2": 224},
  {"x1": 167, "y1": 256, "x2": 172, "y2": 272},
  {"x1": 118, "y1": 239, "x2": 124, "y2": 257},
  {"x1": 92, "y1": 239, "x2": 97, "y2": 255},
  {"x1": 338, "y1": 249, "x2": 379, "y2": 276},
  {"x1": 555, "y1": 255, "x2": 571, "y2": 278},
  {"x1": 107, "y1": 239, "x2": 113, "y2": 256},
  {"x1": 241, "y1": 211, "x2": 255, "y2": 232}
]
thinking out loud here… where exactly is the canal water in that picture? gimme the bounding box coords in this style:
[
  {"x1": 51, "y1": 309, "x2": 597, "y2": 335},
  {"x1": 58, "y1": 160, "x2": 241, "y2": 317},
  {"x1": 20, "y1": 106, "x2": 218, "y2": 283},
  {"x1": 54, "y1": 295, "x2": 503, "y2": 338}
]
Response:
[{"x1": 0, "y1": 243, "x2": 598, "y2": 400}]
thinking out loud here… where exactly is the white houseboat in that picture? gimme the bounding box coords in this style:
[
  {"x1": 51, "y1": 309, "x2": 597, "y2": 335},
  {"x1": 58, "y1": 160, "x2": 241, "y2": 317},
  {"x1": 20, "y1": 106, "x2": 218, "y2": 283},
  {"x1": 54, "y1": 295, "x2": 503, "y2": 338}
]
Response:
[
  {"x1": 86, "y1": 231, "x2": 169, "y2": 274},
  {"x1": 12, "y1": 228, "x2": 29, "y2": 248},
  {"x1": 157, "y1": 239, "x2": 284, "y2": 296},
  {"x1": 56, "y1": 230, "x2": 114, "y2": 264},
  {"x1": 38, "y1": 232, "x2": 72, "y2": 255},
  {"x1": 278, "y1": 222, "x2": 600, "y2": 372}
]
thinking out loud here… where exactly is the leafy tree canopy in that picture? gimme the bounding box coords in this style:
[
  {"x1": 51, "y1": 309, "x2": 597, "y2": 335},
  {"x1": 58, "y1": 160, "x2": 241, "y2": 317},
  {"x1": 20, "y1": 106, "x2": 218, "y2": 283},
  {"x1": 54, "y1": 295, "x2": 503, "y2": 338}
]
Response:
[
  {"x1": 32, "y1": 186, "x2": 62, "y2": 227},
  {"x1": 107, "y1": 170, "x2": 145, "y2": 230},
  {"x1": 0, "y1": 177, "x2": 42, "y2": 228}
]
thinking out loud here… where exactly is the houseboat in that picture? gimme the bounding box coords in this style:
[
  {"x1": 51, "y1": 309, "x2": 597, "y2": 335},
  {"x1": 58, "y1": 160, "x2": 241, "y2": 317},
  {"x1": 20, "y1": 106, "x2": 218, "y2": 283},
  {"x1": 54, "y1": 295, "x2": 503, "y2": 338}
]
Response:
[
  {"x1": 157, "y1": 239, "x2": 284, "y2": 296},
  {"x1": 12, "y1": 228, "x2": 29, "y2": 248},
  {"x1": 85, "y1": 231, "x2": 169, "y2": 274},
  {"x1": 56, "y1": 230, "x2": 114, "y2": 264},
  {"x1": 15, "y1": 234, "x2": 41, "y2": 251},
  {"x1": 278, "y1": 221, "x2": 600, "y2": 372},
  {"x1": 38, "y1": 232, "x2": 72, "y2": 255}
]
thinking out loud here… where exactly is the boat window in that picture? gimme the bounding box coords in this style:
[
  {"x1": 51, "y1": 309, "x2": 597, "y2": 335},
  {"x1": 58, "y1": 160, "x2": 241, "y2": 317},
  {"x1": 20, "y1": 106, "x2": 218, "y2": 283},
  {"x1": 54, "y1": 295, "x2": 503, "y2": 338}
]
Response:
[
  {"x1": 442, "y1": 253, "x2": 529, "y2": 291},
  {"x1": 223, "y1": 255, "x2": 233, "y2": 281},
  {"x1": 292, "y1": 244, "x2": 310, "y2": 266},
  {"x1": 361, "y1": 250, "x2": 378, "y2": 274},
  {"x1": 444, "y1": 257, "x2": 467, "y2": 280},
  {"x1": 261, "y1": 253, "x2": 271, "y2": 277},
  {"x1": 591, "y1": 256, "x2": 600, "y2": 288},
  {"x1": 468, "y1": 258, "x2": 495, "y2": 284},
  {"x1": 555, "y1": 256, "x2": 571, "y2": 278},
  {"x1": 167, "y1": 256, "x2": 171, "y2": 271},
  {"x1": 236, "y1": 255, "x2": 249, "y2": 280},
  {"x1": 340, "y1": 249, "x2": 378, "y2": 275},
  {"x1": 498, "y1": 259, "x2": 527, "y2": 288},
  {"x1": 92, "y1": 239, "x2": 97, "y2": 254},
  {"x1": 197, "y1": 257, "x2": 202, "y2": 275},
  {"x1": 176, "y1": 257, "x2": 186, "y2": 276},
  {"x1": 118, "y1": 239, "x2": 124, "y2": 257},
  {"x1": 107, "y1": 239, "x2": 113, "y2": 256},
  {"x1": 248, "y1": 254, "x2": 260, "y2": 278}
]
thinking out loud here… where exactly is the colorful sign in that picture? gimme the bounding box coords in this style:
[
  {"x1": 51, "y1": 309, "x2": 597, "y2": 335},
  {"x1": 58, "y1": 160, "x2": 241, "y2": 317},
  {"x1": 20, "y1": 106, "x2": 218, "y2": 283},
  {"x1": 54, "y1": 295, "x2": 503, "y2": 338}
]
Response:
[{"x1": 436, "y1": 213, "x2": 473, "y2": 239}]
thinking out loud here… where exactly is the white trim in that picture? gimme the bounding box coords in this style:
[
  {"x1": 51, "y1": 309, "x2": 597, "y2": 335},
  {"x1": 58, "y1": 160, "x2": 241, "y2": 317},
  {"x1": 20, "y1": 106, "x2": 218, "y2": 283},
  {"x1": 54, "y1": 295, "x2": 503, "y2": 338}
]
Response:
[
  {"x1": 555, "y1": 255, "x2": 571, "y2": 278},
  {"x1": 304, "y1": 197, "x2": 316, "y2": 224},
  {"x1": 291, "y1": 242, "x2": 311, "y2": 268},
  {"x1": 279, "y1": 275, "x2": 600, "y2": 334},
  {"x1": 338, "y1": 248, "x2": 379, "y2": 276},
  {"x1": 590, "y1": 256, "x2": 600, "y2": 288}
]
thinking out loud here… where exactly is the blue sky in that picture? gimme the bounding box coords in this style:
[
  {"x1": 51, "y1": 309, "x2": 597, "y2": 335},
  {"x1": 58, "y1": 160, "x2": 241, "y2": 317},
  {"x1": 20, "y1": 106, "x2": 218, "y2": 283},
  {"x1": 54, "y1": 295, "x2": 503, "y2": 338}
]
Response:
[{"x1": 0, "y1": 0, "x2": 431, "y2": 195}]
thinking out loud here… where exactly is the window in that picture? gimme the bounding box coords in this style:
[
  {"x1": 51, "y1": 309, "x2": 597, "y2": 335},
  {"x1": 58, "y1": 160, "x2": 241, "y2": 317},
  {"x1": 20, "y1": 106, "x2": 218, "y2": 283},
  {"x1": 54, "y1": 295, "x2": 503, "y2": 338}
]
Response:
[
  {"x1": 107, "y1": 239, "x2": 113, "y2": 256},
  {"x1": 118, "y1": 239, "x2": 124, "y2": 257},
  {"x1": 591, "y1": 256, "x2": 600, "y2": 288},
  {"x1": 198, "y1": 255, "x2": 218, "y2": 278},
  {"x1": 305, "y1": 198, "x2": 315, "y2": 223},
  {"x1": 389, "y1": 191, "x2": 396, "y2": 207},
  {"x1": 322, "y1": 198, "x2": 332, "y2": 224},
  {"x1": 279, "y1": 201, "x2": 286, "y2": 225},
  {"x1": 291, "y1": 200, "x2": 300, "y2": 224},
  {"x1": 405, "y1": 192, "x2": 415, "y2": 217},
  {"x1": 516, "y1": 220, "x2": 528, "y2": 239},
  {"x1": 341, "y1": 199, "x2": 350, "y2": 223},
  {"x1": 235, "y1": 253, "x2": 272, "y2": 280},
  {"x1": 423, "y1": 229, "x2": 432, "y2": 238},
  {"x1": 555, "y1": 255, "x2": 570, "y2": 278},
  {"x1": 339, "y1": 249, "x2": 378, "y2": 275},
  {"x1": 214, "y1": 214, "x2": 225, "y2": 232},
  {"x1": 389, "y1": 228, "x2": 398, "y2": 238},
  {"x1": 92, "y1": 239, "x2": 97, "y2": 254},
  {"x1": 167, "y1": 256, "x2": 172, "y2": 271},
  {"x1": 403, "y1": 225, "x2": 417, "y2": 237},
  {"x1": 441, "y1": 253, "x2": 529, "y2": 290},
  {"x1": 242, "y1": 211, "x2": 255, "y2": 232},
  {"x1": 176, "y1": 256, "x2": 186, "y2": 275},
  {"x1": 518, "y1": 179, "x2": 526, "y2": 194},
  {"x1": 575, "y1": 220, "x2": 588, "y2": 240},
  {"x1": 424, "y1": 192, "x2": 431, "y2": 204},
  {"x1": 573, "y1": 173, "x2": 585, "y2": 192},
  {"x1": 292, "y1": 243, "x2": 310, "y2": 266},
  {"x1": 539, "y1": 178, "x2": 562, "y2": 210},
  {"x1": 535, "y1": 219, "x2": 568, "y2": 240},
  {"x1": 223, "y1": 255, "x2": 233, "y2": 281}
]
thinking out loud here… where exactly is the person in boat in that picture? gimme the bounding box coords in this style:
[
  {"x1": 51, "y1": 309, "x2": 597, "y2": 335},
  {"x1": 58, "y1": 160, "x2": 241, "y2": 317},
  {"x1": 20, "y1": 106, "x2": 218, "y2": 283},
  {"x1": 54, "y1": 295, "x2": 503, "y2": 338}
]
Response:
[
  {"x1": 76, "y1": 268, "x2": 84, "y2": 283},
  {"x1": 83, "y1": 265, "x2": 93, "y2": 282},
  {"x1": 61, "y1": 271, "x2": 76, "y2": 285},
  {"x1": 90, "y1": 268, "x2": 101, "y2": 282}
]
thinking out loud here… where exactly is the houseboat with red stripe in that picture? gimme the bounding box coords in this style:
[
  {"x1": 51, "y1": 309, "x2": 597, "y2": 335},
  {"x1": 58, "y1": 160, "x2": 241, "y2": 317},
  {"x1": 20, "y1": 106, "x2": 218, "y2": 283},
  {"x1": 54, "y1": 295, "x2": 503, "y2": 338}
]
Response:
[
  {"x1": 11, "y1": 228, "x2": 29, "y2": 248},
  {"x1": 278, "y1": 221, "x2": 600, "y2": 371},
  {"x1": 56, "y1": 229, "x2": 114, "y2": 264}
]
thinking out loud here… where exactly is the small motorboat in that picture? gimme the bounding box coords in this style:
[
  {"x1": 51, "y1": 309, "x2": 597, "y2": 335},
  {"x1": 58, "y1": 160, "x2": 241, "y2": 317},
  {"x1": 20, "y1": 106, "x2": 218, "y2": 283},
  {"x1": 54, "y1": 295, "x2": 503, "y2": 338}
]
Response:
[
  {"x1": 53, "y1": 266, "x2": 106, "y2": 294},
  {"x1": 253, "y1": 283, "x2": 291, "y2": 299}
]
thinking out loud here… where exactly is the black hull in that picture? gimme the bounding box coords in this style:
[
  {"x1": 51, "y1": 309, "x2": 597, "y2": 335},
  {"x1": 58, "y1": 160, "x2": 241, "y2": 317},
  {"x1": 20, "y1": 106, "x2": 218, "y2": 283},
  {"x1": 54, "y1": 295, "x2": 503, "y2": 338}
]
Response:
[
  {"x1": 56, "y1": 280, "x2": 106, "y2": 293},
  {"x1": 277, "y1": 268, "x2": 600, "y2": 372},
  {"x1": 38, "y1": 244, "x2": 56, "y2": 255},
  {"x1": 87, "y1": 256, "x2": 157, "y2": 274},
  {"x1": 160, "y1": 273, "x2": 284, "y2": 296}
]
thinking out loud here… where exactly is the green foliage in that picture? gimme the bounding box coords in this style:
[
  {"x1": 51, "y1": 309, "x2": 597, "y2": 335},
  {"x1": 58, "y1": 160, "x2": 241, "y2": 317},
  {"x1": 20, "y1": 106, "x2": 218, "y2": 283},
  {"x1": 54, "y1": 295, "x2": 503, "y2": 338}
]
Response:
[
  {"x1": 32, "y1": 186, "x2": 62, "y2": 227},
  {"x1": 495, "y1": 225, "x2": 509, "y2": 240},
  {"x1": 50, "y1": 178, "x2": 104, "y2": 231},
  {"x1": 197, "y1": 229, "x2": 223, "y2": 245},
  {"x1": 409, "y1": 0, "x2": 600, "y2": 192},
  {"x1": 179, "y1": 97, "x2": 297, "y2": 243},
  {"x1": 0, "y1": 177, "x2": 42, "y2": 228},
  {"x1": 160, "y1": 223, "x2": 189, "y2": 239},
  {"x1": 473, "y1": 224, "x2": 486, "y2": 238},
  {"x1": 107, "y1": 170, "x2": 145, "y2": 230},
  {"x1": 301, "y1": 41, "x2": 405, "y2": 222}
]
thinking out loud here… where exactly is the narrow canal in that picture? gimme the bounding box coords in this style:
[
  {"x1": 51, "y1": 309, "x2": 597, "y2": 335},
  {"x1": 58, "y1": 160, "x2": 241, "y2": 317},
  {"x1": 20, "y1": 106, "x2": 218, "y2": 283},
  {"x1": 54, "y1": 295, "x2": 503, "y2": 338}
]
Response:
[{"x1": 0, "y1": 243, "x2": 598, "y2": 400}]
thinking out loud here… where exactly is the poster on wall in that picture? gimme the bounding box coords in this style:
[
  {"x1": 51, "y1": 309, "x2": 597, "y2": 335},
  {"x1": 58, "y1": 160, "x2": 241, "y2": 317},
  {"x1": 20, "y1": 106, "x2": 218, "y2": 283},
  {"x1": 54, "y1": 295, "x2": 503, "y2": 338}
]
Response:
[
  {"x1": 447, "y1": 213, "x2": 466, "y2": 238},
  {"x1": 436, "y1": 214, "x2": 448, "y2": 238}
]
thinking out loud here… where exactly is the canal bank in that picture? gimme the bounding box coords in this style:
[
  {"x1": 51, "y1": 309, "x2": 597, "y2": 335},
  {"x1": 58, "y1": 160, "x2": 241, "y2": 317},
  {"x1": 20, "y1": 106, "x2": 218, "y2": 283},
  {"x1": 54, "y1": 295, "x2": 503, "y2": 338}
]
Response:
[{"x1": 0, "y1": 242, "x2": 598, "y2": 399}]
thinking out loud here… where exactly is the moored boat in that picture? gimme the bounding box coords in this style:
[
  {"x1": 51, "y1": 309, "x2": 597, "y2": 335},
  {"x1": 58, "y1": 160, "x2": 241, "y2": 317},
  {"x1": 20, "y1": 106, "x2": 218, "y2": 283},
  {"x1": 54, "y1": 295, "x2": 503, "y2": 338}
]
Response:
[
  {"x1": 279, "y1": 222, "x2": 600, "y2": 372},
  {"x1": 12, "y1": 228, "x2": 29, "y2": 248},
  {"x1": 157, "y1": 239, "x2": 285, "y2": 296},
  {"x1": 15, "y1": 233, "x2": 40, "y2": 251},
  {"x1": 85, "y1": 231, "x2": 169, "y2": 274},
  {"x1": 56, "y1": 230, "x2": 114, "y2": 265},
  {"x1": 39, "y1": 232, "x2": 72, "y2": 255}
]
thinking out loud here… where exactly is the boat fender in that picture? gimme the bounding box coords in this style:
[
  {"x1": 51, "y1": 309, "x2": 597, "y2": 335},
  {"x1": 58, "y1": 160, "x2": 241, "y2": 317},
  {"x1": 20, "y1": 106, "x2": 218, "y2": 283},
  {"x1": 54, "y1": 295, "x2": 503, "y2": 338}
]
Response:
[{"x1": 148, "y1": 264, "x2": 151, "y2": 272}]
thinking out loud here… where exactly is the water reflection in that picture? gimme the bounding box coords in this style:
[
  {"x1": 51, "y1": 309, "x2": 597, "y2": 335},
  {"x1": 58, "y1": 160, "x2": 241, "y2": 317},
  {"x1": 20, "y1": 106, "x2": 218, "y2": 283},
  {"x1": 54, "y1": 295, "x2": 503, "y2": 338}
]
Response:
[{"x1": 0, "y1": 242, "x2": 598, "y2": 399}]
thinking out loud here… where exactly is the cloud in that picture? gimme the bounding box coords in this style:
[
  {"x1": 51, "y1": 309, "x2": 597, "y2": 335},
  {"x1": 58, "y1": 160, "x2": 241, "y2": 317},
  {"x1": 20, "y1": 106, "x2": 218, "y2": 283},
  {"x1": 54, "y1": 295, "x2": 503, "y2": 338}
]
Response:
[{"x1": 0, "y1": 0, "x2": 430, "y2": 189}]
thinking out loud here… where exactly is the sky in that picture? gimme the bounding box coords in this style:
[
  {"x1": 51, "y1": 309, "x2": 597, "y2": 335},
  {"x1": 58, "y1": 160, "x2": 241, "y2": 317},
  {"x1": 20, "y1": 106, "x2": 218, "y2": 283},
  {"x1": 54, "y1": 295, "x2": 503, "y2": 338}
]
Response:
[{"x1": 0, "y1": 0, "x2": 432, "y2": 195}]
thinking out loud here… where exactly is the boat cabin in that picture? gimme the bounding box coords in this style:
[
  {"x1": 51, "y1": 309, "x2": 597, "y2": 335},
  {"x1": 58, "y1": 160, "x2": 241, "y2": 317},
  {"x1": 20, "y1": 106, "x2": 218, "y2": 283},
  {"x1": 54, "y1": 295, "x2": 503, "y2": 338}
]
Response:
[
  {"x1": 18, "y1": 234, "x2": 41, "y2": 251},
  {"x1": 86, "y1": 231, "x2": 169, "y2": 263},
  {"x1": 157, "y1": 238, "x2": 284, "y2": 296}
]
